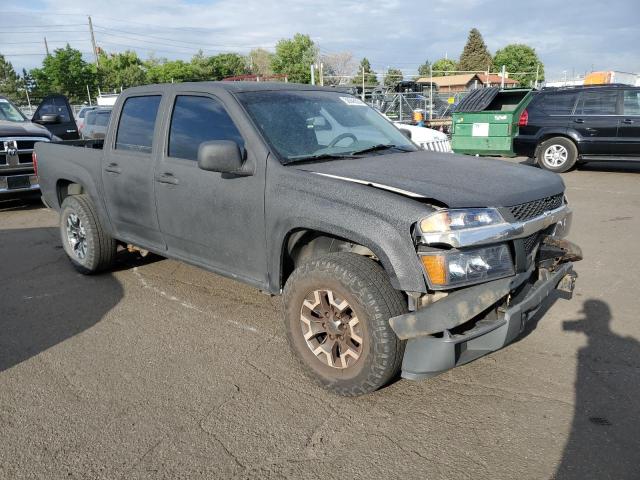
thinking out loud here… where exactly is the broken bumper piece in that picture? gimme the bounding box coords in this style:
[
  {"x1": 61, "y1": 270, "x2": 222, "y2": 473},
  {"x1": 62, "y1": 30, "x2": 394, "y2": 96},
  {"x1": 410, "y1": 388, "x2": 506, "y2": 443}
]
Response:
[{"x1": 391, "y1": 251, "x2": 578, "y2": 381}]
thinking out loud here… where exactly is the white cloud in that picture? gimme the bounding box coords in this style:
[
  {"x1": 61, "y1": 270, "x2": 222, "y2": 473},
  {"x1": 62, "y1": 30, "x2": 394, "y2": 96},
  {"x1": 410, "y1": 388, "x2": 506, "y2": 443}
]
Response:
[{"x1": 2, "y1": 0, "x2": 639, "y2": 80}]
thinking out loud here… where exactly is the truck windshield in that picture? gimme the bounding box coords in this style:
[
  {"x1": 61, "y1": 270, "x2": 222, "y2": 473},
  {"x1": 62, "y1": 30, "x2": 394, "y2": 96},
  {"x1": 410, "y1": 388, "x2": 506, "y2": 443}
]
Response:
[
  {"x1": 0, "y1": 98, "x2": 27, "y2": 122},
  {"x1": 237, "y1": 90, "x2": 417, "y2": 164}
]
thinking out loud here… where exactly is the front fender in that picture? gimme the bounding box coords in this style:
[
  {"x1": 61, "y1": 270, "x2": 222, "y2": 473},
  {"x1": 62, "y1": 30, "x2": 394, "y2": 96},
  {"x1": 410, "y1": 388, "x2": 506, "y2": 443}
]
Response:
[{"x1": 265, "y1": 165, "x2": 432, "y2": 294}]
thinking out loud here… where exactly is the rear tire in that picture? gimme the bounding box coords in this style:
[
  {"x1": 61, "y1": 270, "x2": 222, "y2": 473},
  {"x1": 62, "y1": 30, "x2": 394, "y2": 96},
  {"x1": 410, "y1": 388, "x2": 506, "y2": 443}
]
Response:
[
  {"x1": 282, "y1": 253, "x2": 407, "y2": 396},
  {"x1": 60, "y1": 194, "x2": 116, "y2": 274},
  {"x1": 536, "y1": 137, "x2": 577, "y2": 173}
]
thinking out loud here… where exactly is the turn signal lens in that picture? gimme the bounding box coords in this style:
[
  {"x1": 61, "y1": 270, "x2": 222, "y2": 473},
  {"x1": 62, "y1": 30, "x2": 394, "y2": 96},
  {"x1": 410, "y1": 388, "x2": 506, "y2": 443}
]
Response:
[{"x1": 421, "y1": 255, "x2": 447, "y2": 286}]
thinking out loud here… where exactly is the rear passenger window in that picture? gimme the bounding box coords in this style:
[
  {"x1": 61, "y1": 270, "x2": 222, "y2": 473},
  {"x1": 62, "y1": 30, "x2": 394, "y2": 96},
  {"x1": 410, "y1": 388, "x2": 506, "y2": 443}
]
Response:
[
  {"x1": 115, "y1": 95, "x2": 161, "y2": 154},
  {"x1": 623, "y1": 91, "x2": 640, "y2": 115},
  {"x1": 536, "y1": 92, "x2": 578, "y2": 115},
  {"x1": 576, "y1": 91, "x2": 618, "y2": 115},
  {"x1": 168, "y1": 95, "x2": 244, "y2": 161}
]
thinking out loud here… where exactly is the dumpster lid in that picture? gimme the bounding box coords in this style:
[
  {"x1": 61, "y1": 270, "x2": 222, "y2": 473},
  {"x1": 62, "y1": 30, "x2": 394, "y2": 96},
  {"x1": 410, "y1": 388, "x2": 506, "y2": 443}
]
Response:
[{"x1": 454, "y1": 87, "x2": 500, "y2": 112}]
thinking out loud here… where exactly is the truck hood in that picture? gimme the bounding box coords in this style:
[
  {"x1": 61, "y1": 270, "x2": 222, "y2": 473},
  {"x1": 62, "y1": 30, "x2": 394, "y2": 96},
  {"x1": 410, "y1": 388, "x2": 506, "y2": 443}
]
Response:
[
  {"x1": 293, "y1": 151, "x2": 565, "y2": 208},
  {"x1": 0, "y1": 120, "x2": 52, "y2": 139}
]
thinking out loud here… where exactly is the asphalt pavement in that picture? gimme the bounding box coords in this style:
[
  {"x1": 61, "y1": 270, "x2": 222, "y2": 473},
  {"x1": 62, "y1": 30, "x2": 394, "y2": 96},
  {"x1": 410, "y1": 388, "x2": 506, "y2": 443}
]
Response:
[{"x1": 1, "y1": 159, "x2": 639, "y2": 479}]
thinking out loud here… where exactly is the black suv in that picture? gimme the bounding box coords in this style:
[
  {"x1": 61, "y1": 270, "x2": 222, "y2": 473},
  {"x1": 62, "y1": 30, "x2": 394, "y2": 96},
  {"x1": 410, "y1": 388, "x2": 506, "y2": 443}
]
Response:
[{"x1": 514, "y1": 84, "x2": 640, "y2": 172}]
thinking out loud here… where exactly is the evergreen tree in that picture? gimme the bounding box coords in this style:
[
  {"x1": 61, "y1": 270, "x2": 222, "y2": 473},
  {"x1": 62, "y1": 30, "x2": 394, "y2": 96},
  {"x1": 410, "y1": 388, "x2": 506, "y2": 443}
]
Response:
[
  {"x1": 354, "y1": 57, "x2": 378, "y2": 85},
  {"x1": 383, "y1": 68, "x2": 403, "y2": 88},
  {"x1": 0, "y1": 54, "x2": 22, "y2": 103},
  {"x1": 417, "y1": 60, "x2": 431, "y2": 77},
  {"x1": 458, "y1": 28, "x2": 493, "y2": 72}
]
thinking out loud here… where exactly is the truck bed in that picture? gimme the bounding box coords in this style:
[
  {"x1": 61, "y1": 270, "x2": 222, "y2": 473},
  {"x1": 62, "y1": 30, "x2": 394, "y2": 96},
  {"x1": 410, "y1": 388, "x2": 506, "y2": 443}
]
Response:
[{"x1": 36, "y1": 140, "x2": 106, "y2": 211}]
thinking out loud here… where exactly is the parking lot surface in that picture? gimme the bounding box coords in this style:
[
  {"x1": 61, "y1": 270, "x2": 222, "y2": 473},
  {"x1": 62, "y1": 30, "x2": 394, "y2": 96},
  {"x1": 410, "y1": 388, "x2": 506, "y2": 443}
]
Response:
[{"x1": 1, "y1": 160, "x2": 639, "y2": 480}]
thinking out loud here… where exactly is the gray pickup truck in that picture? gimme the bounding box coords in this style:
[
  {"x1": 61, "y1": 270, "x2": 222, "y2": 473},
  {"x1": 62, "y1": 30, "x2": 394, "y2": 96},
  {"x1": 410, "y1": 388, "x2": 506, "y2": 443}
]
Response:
[{"x1": 36, "y1": 82, "x2": 582, "y2": 396}]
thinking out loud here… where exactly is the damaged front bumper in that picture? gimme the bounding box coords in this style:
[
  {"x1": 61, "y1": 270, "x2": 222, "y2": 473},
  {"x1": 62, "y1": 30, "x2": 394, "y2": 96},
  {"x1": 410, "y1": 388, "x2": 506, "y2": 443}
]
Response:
[{"x1": 390, "y1": 238, "x2": 581, "y2": 381}]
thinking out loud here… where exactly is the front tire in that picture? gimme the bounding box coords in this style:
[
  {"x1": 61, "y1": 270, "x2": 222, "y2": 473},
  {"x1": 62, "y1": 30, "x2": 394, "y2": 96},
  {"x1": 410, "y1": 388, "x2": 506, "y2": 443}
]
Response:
[
  {"x1": 536, "y1": 137, "x2": 578, "y2": 173},
  {"x1": 283, "y1": 253, "x2": 407, "y2": 396},
  {"x1": 60, "y1": 194, "x2": 116, "y2": 274}
]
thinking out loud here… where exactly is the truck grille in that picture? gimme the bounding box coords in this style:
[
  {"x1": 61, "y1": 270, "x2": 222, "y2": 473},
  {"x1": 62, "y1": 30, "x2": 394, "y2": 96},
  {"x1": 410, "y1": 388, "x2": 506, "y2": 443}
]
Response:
[
  {"x1": 508, "y1": 194, "x2": 563, "y2": 222},
  {"x1": 0, "y1": 137, "x2": 48, "y2": 167},
  {"x1": 523, "y1": 233, "x2": 540, "y2": 255}
]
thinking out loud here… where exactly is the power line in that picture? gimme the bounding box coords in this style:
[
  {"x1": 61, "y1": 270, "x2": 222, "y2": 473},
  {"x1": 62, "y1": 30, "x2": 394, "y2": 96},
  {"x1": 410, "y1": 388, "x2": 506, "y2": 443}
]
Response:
[{"x1": 93, "y1": 24, "x2": 273, "y2": 50}]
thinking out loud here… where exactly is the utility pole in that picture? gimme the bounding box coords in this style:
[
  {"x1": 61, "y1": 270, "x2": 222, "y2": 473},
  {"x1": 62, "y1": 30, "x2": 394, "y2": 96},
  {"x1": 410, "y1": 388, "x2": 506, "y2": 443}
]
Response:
[
  {"x1": 534, "y1": 64, "x2": 540, "y2": 89},
  {"x1": 44, "y1": 37, "x2": 50, "y2": 56},
  {"x1": 501, "y1": 65, "x2": 506, "y2": 88},
  {"x1": 361, "y1": 65, "x2": 365, "y2": 102},
  {"x1": 319, "y1": 63, "x2": 324, "y2": 86},
  {"x1": 310, "y1": 64, "x2": 315, "y2": 85},
  {"x1": 429, "y1": 64, "x2": 433, "y2": 121},
  {"x1": 88, "y1": 16, "x2": 99, "y2": 66}
]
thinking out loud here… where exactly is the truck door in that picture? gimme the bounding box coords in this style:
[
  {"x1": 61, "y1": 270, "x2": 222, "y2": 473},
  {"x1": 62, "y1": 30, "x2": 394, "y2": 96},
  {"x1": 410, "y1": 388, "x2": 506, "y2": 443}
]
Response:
[
  {"x1": 618, "y1": 89, "x2": 640, "y2": 156},
  {"x1": 32, "y1": 94, "x2": 79, "y2": 140},
  {"x1": 154, "y1": 93, "x2": 267, "y2": 286},
  {"x1": 101, "y1": 94, "x2": 165, "y2": 250},
  {"x1": 571, "y1": 89, "x2": 621, "y2": 155}
]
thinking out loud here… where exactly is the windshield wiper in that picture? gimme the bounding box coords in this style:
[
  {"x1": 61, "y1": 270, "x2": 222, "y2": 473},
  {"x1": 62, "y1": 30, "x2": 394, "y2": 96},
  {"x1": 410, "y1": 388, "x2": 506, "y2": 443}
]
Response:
[
  {"x1": 348, "y1": 144, "x2": 413, "y2": 155},
  {"x1": 284, "y1": 152, "x2": 354, "y2": 164}
]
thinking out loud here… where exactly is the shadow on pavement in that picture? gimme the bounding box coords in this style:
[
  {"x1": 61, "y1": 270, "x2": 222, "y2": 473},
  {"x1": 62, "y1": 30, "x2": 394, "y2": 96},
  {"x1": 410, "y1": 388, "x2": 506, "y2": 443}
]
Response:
[
  {"x1": 0, "y1": 226, "x2": 124, "y2": 372},
  {"x1": 555, "y1": 299, "x2": 640, "y2": 479},
  {"x1": 576, "y1": 161, "x2": 640, "y2": 174}
]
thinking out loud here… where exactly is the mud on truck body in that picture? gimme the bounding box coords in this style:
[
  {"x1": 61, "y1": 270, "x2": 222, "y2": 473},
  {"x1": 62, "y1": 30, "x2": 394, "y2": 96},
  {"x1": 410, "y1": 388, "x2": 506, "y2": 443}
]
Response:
[{"x1": 35, "y1": 82, "x2": 581, "y2": 396}]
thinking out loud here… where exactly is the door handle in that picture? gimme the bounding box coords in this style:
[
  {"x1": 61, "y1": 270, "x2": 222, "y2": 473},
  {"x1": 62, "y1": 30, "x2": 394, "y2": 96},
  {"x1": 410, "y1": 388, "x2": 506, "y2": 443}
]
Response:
[
  {"x1": 104, "y1": 162, "x2": 122, "y2": 174},
  {"x1": 623, "y1": 118, "x2": 634, "y2": 124},
  {"x1": 573, "y1": 118, "x2": 585, "y2": 124},
  {"x1": 156, "y1": 172, "x2": 179, "y2": 185}
]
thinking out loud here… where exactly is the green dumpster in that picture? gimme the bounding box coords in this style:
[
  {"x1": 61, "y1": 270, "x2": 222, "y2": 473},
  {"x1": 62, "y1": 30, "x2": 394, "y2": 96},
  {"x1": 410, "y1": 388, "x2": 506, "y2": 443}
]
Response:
[{"x1": 451, "y1": 88, "x2": 534, "y2": 157}]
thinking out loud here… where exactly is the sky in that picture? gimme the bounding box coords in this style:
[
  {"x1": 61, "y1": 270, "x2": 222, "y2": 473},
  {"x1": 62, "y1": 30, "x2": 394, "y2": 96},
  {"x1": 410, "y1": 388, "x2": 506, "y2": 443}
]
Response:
[{"x1": 2, "y1": 0, "x2": 639, "y2": 82}]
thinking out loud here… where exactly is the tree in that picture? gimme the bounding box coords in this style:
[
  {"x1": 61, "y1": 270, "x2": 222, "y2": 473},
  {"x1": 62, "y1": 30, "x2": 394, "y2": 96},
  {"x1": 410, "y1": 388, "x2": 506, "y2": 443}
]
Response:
[
  {"x1": 417, "y1": 60, "x2": 431, "y2": 77},
  {"x1": 0, "y1": 54, "x2": 22, "y2": 102},
  {"x1": 190, "y1": 52, "x2": 248, "y2": 81},
  {"x1": 493, "y1": 44, "x2": 544, "y2": 86},
  {"x1": 29, "y1": 45, "x2": 96, "y2": 103},
  {"x1": 458, "y1": 28, "x2": 493, "y2": 72},
  {"x1": 320, "y1": 51, "x2": 357, "y2": 86},
  {"x1": 271, "y1": 33, "x2": 317, "y2": 84},
  {"x1": 247, "y1": 48, "x2": 274, "y2": 77},
  {"x1": 144, "y1": 58, "x2": 196, "y2": 83},
  {"x1": 431, "y1": 58, "x2": 457, "y2": 76},
  {"x1": 383, "y1": 68, "x2": 403, "y2": 88},
  {"x1": 353, "y1": 58, "x2": 377, "y2": 86},
  {"x1": 97, "y1": 50, "x2": 146, "y2": 91}
]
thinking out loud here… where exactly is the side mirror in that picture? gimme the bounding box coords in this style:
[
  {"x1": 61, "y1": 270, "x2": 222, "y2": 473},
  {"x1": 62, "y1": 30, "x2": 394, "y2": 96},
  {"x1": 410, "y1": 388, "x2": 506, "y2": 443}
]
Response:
[
  {"x1": 197, "y1": 140, "x2": 252, "y2": 176},
  {"x1": 400, "y1": 128, "x2": 412, "y2": 140},
  {"x1": 40, "y1": 114, "x2": 61, "y2": 124}
]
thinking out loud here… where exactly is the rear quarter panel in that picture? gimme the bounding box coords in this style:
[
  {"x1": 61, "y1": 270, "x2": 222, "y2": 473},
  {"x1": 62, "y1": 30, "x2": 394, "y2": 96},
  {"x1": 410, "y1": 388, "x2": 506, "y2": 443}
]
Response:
[{"x1": 36, "y1": 141, "x2": 113, "y2": 233}]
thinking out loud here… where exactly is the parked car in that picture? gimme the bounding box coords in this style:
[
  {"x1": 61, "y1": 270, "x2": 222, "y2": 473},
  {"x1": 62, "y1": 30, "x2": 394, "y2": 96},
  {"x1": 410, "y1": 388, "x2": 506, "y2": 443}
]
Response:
[
  {"x1": 76, "y1": 105, "x2": 98, "y2": 135},
  {"x1": 36, "y1": 82, "x2": 581, "y2": 395},
  {"x1": 81, "y1": 108, "x2": 111, "y2": 140},
  {"x1": 0, "y1": 95, "x2": 53, "y2": 199},
  {"x1": 514, "y1": 84, "x2": 640, "y2": 172},
  {"x1": 393, "y1": 122, "x2": 452, "y2": 152}
]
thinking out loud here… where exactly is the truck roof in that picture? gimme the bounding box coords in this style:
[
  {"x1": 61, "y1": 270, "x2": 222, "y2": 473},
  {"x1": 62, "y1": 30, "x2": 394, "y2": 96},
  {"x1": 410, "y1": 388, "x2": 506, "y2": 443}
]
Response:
[{"x1": 122, "y1": 81, "x2": 346, "y2": 96}]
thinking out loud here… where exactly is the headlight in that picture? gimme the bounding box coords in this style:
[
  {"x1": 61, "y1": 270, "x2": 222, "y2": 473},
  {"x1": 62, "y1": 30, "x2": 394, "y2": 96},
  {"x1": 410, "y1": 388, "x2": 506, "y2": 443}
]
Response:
[
  {"x1": 419, "y1": 208, "x2": 506, "y2": 234},
  {"x1": 420, "y1": 244, "x2": 514, "y2": 288}
]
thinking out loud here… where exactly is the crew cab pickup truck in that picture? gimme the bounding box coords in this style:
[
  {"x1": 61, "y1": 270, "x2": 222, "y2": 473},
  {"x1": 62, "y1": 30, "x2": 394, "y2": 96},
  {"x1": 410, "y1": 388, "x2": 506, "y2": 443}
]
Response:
[{"x1": 36, "y1": 82, "x2": 582, "y2": 396}]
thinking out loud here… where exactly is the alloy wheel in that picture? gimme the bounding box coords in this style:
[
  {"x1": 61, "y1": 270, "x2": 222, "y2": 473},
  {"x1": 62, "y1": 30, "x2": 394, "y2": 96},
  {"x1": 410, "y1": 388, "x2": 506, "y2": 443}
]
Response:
[{"x1": 299, "y1": 289, "x2": 363, "y2": 369}]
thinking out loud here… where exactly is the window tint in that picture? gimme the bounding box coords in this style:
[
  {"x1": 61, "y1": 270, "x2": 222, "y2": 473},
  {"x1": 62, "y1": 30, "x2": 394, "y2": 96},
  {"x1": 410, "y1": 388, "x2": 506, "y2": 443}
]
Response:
[
  {"x1": 85, "y1": 111, "x2": 97, "y2": 125},
  {"x1": 115, "y1": 96, "x2": 161, "y2": 153},
  {"x1": 35, "y1": 96, "x2": 71, "y2": 122},
  {"x1": 536, "y1": 92, "x2": 577, "y2": 115},
  {"x1": 95, "y1": 111, "x2": 111, "y2": 126},
  {"x1": 168, "y1": 95, "x2": 244, "y2": 161},
  {"x1": 623, "y1": 90, "x2": 640, "y2": 116},
  {"x1": 577, "y1": 90, "x2": 618, "y2": 115}
]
